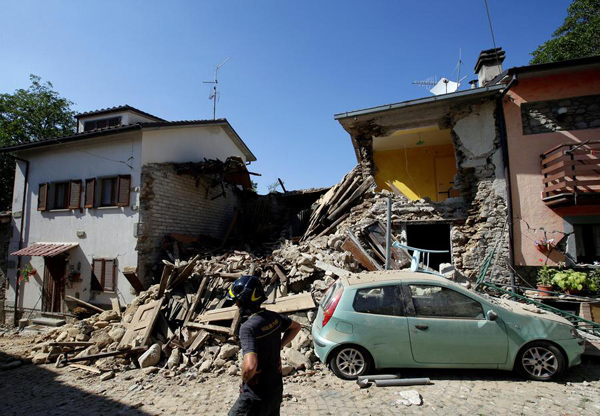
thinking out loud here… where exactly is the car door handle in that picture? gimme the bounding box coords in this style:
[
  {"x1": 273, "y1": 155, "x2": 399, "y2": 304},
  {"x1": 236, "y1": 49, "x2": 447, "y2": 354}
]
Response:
[{"x1": 415, "y1": 325, "x2": 429, "y2": 330}]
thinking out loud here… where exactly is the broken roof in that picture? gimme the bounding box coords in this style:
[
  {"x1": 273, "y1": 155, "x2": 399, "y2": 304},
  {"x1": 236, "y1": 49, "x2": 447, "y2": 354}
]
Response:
[
  {"x1": 0, "y1": 119, "x2": 257, "y2": 162},
  {"x1": 75, "y1": 104, "x2": 165, "y2": 121}
]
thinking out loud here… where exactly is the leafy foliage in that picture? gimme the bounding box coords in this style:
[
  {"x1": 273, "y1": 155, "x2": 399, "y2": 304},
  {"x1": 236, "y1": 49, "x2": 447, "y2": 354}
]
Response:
[
  {"x1": 0, "y1": 75, "x2": 76, "y2": 210},
  {"x1": 530, "y1": 0, "x2": 600, "y2": 64},
  {"x1": 552, "y1": 270, "x2": 589, "y2": 291}
]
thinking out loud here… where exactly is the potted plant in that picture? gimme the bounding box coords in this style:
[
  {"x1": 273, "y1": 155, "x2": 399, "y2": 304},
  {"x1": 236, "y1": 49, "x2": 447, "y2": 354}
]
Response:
[
  {"x1": 551, "y1": 269, "x2": 589, "y2": 295},
  {"x1": 588, "y1": 269, "x2": 600, "y2": 293},
  {"x1": 17, "y1": 263, "x2": 37, "y2": 284},
  {"x1": 536, "y1": 260, "x2": 555, "y2": 297}
]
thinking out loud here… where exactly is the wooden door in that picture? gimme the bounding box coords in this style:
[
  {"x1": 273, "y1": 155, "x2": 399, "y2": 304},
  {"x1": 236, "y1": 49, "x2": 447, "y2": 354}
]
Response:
[{"x1": 42, "y1": 256, "x2": 67, "y2": 312}]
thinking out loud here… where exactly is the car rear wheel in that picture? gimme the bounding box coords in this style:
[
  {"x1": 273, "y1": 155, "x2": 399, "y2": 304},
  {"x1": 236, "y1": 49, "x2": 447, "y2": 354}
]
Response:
[
  {"x1": 329, "y1": 345, "x2": 372, "y2": 380},
  {"x1": 516, "y1": 341, "x2": 566, "y2": 381}
]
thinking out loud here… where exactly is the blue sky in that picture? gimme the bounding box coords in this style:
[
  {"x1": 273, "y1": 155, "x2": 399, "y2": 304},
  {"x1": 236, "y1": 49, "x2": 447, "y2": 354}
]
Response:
[{"x1": 1, "y1": 0, "x2": 570, "y2": 193}]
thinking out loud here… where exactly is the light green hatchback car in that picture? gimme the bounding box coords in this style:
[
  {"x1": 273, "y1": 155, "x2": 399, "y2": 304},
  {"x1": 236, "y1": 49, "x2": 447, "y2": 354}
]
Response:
[{"x1": 312, "y1": 271, "x2": 585, "y2": 381}]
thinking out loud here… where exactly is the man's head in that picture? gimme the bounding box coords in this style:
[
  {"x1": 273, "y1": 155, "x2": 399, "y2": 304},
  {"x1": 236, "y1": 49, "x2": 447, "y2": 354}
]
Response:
[{"x1": 226, "y1": 275, "x2": 266, "y2": 312}]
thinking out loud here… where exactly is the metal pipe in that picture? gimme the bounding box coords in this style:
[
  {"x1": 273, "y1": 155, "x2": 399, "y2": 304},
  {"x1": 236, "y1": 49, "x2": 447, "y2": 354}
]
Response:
[
  {"x1": 358, "y1": 374, "x2": 401, "y2": 381},
  {"x1": 12, "y1": 156, "x2": 29, "y2": 326},
  {"x1": 497, "y1": 75, "x2": 518, "y2": 290},
  {"x1": 375, "y1": 378, "x2": 431, "y2": 387},
  {"x1": 385, "y1": 197, "x2": 392, "y2": 270}
]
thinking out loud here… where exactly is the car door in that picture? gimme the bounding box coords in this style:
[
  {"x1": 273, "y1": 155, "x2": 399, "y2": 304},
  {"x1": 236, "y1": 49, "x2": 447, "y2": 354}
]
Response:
[
  {"x1": 347, "y1": 284, "x2": 413, "y2": 368},
  {"x1": 404, "y1": 284, "x2": 508, "y2": 364}
]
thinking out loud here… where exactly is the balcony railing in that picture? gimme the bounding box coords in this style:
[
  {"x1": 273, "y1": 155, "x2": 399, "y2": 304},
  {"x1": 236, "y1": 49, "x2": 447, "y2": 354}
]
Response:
[{"x1": 541, "y1": 141, "x2": 600, "y2": 207}]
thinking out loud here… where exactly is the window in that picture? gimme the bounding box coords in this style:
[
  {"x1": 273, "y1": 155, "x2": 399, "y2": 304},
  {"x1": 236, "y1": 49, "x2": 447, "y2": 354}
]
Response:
[
  {"x1": 574, "y1": 224, "x2": 600, "y2": 264},
  {"x1": 53, "y1": 182, "x2": 69, "y2": 209},
  {"x1": 99, "y1": 175, "x2": 130, "y2": 207},
  {"x1": 92, "y1": 258, "x2": 116, "y2": 292},
  {"x1": 353, "y1": 285, "x2": 404, "y2": 316},
  {"x1": 409, "y1": 285, "x2": 484, "y2": 319},
  {"x1": 100, "y1": 177, "x2": 118, "y2": 206},
  {"x1": 38, "y1": 183, "x2": 48, "y2": 211},
  {"x1": 83, "y1": 116, "x2": 122, "y2": 132}
]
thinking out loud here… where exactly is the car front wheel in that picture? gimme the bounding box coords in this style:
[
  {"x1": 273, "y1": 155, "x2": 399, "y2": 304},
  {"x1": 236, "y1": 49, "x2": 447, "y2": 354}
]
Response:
[
  {"x1": 516, "y1": 341, "x2": 566, "y2": 381},
  {"x1": 329, "y1": 345, "x2": 372, "y2": 380}
]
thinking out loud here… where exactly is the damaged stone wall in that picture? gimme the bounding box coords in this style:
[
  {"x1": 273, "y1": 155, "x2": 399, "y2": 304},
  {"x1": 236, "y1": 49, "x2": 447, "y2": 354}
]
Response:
[
  {"x1": 449, "y1": 100, "x2": 510, "y2": 283},
  {"x1": 137, "y1": 164, "x2": 241, "y2": 284}
]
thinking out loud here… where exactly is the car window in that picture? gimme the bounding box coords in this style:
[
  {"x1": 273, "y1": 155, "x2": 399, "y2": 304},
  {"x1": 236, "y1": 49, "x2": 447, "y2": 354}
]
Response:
[
  {"x1": 409, "y1": 284, "x2": 484, "y2": 319},
  {"x1": 353, "y1": 285, "x2": 404, "y2": 316}
]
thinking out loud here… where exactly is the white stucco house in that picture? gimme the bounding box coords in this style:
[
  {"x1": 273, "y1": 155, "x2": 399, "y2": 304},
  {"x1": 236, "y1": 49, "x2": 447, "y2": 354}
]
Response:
[{"x1": 1, "y1": 105, "x2": 256, "y2": 315}]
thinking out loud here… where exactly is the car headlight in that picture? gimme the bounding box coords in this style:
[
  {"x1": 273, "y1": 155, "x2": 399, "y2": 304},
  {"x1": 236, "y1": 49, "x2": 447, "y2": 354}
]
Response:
[{"x1": 570, "y1": 327, "x2": 583, "y2": 339}]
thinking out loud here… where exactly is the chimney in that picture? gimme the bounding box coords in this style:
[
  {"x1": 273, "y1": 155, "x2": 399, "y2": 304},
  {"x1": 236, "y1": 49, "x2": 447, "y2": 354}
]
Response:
[{"x1": 474, "y1": 47, "x2": 506, "y2": 87}]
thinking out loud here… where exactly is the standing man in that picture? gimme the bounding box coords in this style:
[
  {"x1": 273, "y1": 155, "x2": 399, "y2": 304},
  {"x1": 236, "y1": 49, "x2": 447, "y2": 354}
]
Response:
[{"x1": 227, "y1": 275, "x2": 301, "y2": 416}]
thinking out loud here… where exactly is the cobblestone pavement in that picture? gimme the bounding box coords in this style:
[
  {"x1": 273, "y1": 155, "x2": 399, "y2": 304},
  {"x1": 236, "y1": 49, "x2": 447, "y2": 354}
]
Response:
[{"x1": 1, "y1": 335, "x2": 599, "y2": 416}]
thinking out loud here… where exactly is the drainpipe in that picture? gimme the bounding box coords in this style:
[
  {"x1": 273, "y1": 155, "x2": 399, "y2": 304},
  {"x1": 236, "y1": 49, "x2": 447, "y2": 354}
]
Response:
[
  {"x1": 497, "y1": 74, "x2": 518, "y2": 289},
  {"x1": 12, "y1": 156, "x2": 29, "y2": 326}
]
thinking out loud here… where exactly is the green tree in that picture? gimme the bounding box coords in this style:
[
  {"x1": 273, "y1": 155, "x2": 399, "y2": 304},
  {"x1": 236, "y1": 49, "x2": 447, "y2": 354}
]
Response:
[
  {"x1": 530, "y1": 0, "x2": 600, "y2": 64},
  {"x1": 0, "y1": 75, "x2": 76, "y2": 210}
]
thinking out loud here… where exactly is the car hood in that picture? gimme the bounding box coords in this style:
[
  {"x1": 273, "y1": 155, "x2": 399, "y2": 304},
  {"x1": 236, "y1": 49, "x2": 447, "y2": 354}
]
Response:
[{"x1": 494, "y1": 297, "x2": 572, "y2": 326}]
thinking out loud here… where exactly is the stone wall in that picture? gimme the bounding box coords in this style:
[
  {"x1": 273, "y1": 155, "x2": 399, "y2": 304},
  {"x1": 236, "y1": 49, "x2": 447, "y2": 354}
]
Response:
[
  {"x1": 521, "y1": 94, "x2": 600, "y2": 134},
  {"x1": 137, "y1": 163, "x2": 242, "y2": 284}
]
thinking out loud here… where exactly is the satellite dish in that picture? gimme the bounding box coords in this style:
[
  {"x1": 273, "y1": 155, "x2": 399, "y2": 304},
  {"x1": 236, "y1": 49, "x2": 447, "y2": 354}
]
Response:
[{"x1": 430, "y1": 78, "x2": 460, "y2": 95}]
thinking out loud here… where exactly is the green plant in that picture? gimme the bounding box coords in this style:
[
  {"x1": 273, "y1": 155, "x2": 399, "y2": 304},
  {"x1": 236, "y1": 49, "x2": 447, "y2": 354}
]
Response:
[
  {"x1": 537, "y1": 260, "x2": 557, "y2": 286},
  {"x1": 17, "y1": 263, "x2": 37, "y2": 283},
  {"x1": 552, "y1": 270, "x2": 589, "y2": 292},
  {"x1": 588, "y1": 269, "x2": 600, "y2": 292}
]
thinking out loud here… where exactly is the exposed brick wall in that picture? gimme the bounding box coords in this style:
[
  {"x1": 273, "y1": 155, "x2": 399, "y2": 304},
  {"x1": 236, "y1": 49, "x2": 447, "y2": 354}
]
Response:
[{"x1": 136, "y1": 163, "x2": 241, "y2": 284}]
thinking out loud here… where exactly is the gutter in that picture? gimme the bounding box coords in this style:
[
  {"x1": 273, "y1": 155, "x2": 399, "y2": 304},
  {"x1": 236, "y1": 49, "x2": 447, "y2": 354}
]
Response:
[
  {"x1": 334, "y1": 85, "x2": 505, "y2": 120},
  {"x1": 496, "y1": 75, "x2": 518, "y2": 289},
  {"x1": 11, "y1": 156, "x2": 29, "y2": 325}
]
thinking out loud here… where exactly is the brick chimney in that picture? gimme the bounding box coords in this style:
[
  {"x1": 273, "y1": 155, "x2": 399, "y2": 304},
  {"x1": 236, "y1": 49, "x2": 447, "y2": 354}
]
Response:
[{"x1": 474, "y1": 47, "x2": 506, "y2": 87}]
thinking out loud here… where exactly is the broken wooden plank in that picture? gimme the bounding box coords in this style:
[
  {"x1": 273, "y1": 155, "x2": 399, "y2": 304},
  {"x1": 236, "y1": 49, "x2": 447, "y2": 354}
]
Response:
[
  {"x1": 118, "y1": 299, "x2": 163, "y2": 349},
  {"x1": 186, "y1": 322, "x2": 232, "y2": 335},
  {"x1": 264, "y1": 293, "x2": 315, "y2": 314},
  {"x1": 273, "y1": 264, "x2": 288, "y2": 284},
  {"x1": 363, "y1": 221, "x2": 411, "y2": 269},
  {"x1": 167, "y1": 255, "x2": 200, "y2": 289},
  {"x1": 111, "y1": 297, "x2": 121, "y2": 316},
  {"x1": 183, "y1": 275, "x2": 210, "y2": 326},
  {"x1": 157, "y1": 264, "x2": 173, "y2": 298},
  {"x1": 187, "y1": 330, "x2": 210, "y2": 353},
  {"x1": 68, "y1": 363, "x2": 102, "y2": 374},
  {"x1": 229, "y1": 309, "x2": 242, "y2": 336},
  {"x1": 196, "y1": 306, "x2": 237, "y2": 323},
  {"x1": 65, "y1": 295, "x2": 105, "y2": 313},
  {"x1": 122, "y1": 267, "x2": 145, "y2": 294},
  {"x1": 341, "y1": 230, "x2": 382, "y2": 271},
  {"x1": 326, "y1": 177, "x2": 375, "y2": 222},
  {"x1": 314, "y1": 260, "x2": 356, "y2": 279},
  {"x1": 49, "y1": 341, "x2": 95, "y2": 347}
]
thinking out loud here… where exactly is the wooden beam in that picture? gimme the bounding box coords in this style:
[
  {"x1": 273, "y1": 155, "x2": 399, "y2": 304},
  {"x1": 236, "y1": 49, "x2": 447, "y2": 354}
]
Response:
[
  {"x1": 65, "y1": 295, "x2": 104, "y2": 313},
  {"x1": 186, "y1": 322, "x2": 232, "y2": 335},
  {"x1": 341, "y1": 231, "x2": 382, "y2": 271}
]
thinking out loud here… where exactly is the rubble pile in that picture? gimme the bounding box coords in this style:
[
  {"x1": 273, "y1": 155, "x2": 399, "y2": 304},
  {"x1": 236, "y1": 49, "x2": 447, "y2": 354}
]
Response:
[{"x1": 26, "y1": 165, "x2": 460, "y2": 380}]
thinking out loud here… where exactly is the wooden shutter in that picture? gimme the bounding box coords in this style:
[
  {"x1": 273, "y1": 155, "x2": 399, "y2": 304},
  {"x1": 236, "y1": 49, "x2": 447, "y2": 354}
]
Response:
[
  {"x1": 103, "y1": 259, "x2": 116, "y2": 292},
  {"x1": 116, "y1": 175, "x2": 131, "y2": 207},
  {"x1": 85, "y1": 178, "x2": 96, "y2": 208},
  {"x1": 68, "y1": 180, "x2": 82, "y2": 209},
  {"x1": 91, "y1": 259, "x2": 104, "y2": 291},
  {"x1": 38, "y1": 183, "x2": 48, "y2": 211}
]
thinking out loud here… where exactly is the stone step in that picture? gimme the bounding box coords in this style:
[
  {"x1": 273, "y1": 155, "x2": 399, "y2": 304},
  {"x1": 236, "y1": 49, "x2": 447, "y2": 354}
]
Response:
[{"x1": 31, "y1": 317, "x2": 66, "y2": 327}]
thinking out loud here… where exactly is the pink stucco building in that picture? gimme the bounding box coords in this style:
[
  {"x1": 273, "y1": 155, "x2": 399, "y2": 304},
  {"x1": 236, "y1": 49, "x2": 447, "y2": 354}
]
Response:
[{"x1": 502, "y1": 57, "x2": 600, "y2": 269}]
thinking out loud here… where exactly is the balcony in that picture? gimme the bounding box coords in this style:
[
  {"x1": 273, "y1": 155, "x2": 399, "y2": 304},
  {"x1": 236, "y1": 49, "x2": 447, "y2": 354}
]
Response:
[{"x1": 541, "y1": 141, "x2": 600, "y2": 207}]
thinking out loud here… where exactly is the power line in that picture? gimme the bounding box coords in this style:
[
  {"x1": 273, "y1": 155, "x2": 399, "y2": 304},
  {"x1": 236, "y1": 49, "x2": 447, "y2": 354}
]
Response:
[{"x1": 483, "y1": 0, "x2": 502, "y2": 74}]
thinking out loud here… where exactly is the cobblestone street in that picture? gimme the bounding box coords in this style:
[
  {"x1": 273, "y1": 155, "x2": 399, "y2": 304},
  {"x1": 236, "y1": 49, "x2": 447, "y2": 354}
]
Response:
[{"x1": 1, "y1": 335, "x2": 600, "y2": 416}]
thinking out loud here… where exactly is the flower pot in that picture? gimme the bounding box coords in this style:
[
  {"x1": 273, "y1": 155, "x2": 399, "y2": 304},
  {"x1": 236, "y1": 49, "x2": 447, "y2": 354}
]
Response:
[{"x1": 537, "y1": 284, "x2": 553, "y2": 297}]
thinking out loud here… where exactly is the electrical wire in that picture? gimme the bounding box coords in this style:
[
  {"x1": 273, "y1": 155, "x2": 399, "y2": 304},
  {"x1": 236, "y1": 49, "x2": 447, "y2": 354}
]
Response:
[{"x1": 483, "y1": 0, "x2": 503, "y2": 74}]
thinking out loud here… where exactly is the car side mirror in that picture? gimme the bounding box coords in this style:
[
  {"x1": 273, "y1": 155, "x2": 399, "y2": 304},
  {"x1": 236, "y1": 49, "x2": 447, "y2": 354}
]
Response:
[{"x1": 487, "y1": 310, "x2": 498, "y2": 321}]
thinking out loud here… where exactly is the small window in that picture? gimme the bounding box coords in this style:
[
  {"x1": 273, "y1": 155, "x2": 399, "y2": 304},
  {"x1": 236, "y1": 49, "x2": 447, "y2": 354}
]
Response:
[
  {"x1": 92, "y1": 258, "x2": 117, "y2": 292},
  {"x1": 53, "y1": 182, "x2": 69, "y2": 209},
  {"x1": 574, "y1": 224, "x2": 600, "y2": 264},
  {"x1": 353, "y1": 285, "x2": 404, "y2": 316},
  {"x1": 409, "y1": 285, "x2": 484, "y2": 319},
  {"x1": 100, "y1": 178, "x2": 118, "y2": 206},
  {"x1": 84, "y1": 116, "x2": 122, "y2": 132}
]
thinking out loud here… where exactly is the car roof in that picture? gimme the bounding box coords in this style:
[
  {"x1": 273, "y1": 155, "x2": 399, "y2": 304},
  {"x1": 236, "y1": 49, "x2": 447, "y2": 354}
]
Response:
[{"x1": 345, "y1": 270, "x2": 450, "y2": 286}]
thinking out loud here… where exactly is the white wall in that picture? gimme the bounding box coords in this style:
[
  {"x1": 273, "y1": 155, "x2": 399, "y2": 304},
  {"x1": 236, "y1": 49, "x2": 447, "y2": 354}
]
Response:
[
  {"x1": 6, "y1": 132, "x2": 143, "y2": 310},
  {"x1": 141, "y1": 125, "x2": 247, "y2": 165}
]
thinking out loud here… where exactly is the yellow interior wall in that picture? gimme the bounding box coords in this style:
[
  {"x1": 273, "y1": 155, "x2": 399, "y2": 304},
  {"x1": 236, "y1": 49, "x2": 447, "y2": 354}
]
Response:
[{"x1": 373, "y1": 144, "x2": 456, "y2": 201}]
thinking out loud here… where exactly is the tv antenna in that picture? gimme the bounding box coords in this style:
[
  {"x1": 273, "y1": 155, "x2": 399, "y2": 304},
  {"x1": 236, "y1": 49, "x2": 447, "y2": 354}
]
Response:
[
  {"x1": 203, "y1": 57, "x2": 230, "y2": 119},
  {"x1": 411, "y1": 50, "x2": 467, "y2": 96}
]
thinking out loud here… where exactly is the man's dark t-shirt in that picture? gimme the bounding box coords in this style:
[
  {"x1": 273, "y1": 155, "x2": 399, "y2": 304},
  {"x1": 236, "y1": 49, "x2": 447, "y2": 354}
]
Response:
[{"x1": 239, "y1": 309, "x2": 292, "y2": 398}]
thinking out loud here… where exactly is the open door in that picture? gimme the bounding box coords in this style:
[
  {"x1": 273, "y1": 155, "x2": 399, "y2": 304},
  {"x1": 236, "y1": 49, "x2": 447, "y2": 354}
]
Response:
[{"x1": 42, "y1": 255, "x2": 67, "y2": 312}]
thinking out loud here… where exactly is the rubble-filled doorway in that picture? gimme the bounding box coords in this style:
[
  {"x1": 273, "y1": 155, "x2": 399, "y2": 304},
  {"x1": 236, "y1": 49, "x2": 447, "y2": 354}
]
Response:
[
  {"x1": 406, "y1": 223, "x2": 451, "y2": 271},
  {"x1": 42, "y1": 255, "x2": 67, "y2": 313}
]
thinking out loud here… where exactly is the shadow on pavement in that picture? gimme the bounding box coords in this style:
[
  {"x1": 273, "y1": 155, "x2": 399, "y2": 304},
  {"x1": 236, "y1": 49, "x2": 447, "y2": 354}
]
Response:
[
  {"x1": 0, "y1": 349, "x2": 150, "y2": 416},
  {"x1": 376, "y1": 355, "x2": 600, "y2": 384}
]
